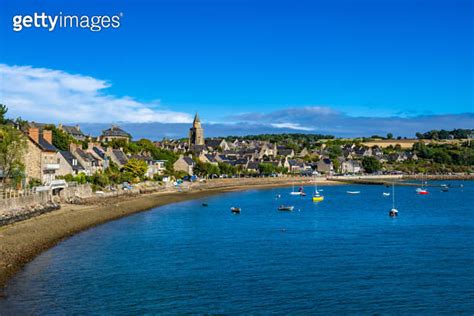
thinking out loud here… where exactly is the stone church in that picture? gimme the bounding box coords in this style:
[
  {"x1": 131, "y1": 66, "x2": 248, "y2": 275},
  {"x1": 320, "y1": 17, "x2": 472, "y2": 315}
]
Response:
[{"x1": 189, "y1": 113, "x2": 204, "y2": 146}]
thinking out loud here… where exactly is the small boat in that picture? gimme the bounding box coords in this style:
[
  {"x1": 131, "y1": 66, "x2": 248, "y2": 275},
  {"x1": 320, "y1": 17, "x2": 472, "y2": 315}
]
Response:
[
  {"x1": 278, "y1": 205, "x2": 294, "y2": 211},
  {"x1": 312, "y1": 176, "x2": 324, "y2": 202},
  {"x1": 416, "y1": 188, "x2": 429, "y2": 195},
  {"x1": 276, "y1": 194, "x2": 281, "y2": 198},
  {"x1": 346, "y1": 191, "x2": 360, "y2": 195},
  {"x1": 389, "y1": 183, "x2": 398, "y2": 217},
  {"x1": 312, "y1": 195, "x2": 324, "y2": 202},
  {"x1": 202, "y1": 203, "x2": 208, "y2": 207},
  {"x1": 416, "y1": 174, "x2": 429, "y2": 195},
  {"x1": 290, "y1": 184, "x2": 302, "y2": 195},
  {"x1": 441, "y1": 187, "x2": 449, "y2": 192},
  {"x1": 231, "y1": 207, "x2": 241, "y2": 214},
  {"x1": 383, "y1": 192, "x2": 391, "y2": 197}
]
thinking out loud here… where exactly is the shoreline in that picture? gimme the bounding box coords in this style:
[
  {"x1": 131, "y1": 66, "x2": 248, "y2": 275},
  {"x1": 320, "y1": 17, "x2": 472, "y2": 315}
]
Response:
[
  {"x1": 0, "y1": 175, "x2": 472, "y2": 293},
  {"x1": 0, "y1": 178, "x2": 336, "y2": 292}
]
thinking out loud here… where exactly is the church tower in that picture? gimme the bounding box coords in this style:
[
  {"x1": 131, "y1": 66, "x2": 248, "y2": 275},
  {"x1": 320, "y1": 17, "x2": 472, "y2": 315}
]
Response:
[{"x1": 189, "y1": 113, "x2": 204, "y2": 146}]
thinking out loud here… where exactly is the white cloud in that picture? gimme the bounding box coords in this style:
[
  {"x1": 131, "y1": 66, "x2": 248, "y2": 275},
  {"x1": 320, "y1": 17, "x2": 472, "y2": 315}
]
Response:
[
  {"x1": 271, "y1": 122, "x2": 315, "y2": 131},
  {"x1": 0, "y1": 64, "x2": 193, "y2": 124}
]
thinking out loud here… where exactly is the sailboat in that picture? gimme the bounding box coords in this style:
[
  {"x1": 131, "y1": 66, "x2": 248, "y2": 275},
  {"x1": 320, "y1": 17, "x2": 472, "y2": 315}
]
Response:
[
  {"x1": 389, "y1": 183, "x2": 398, "y2": 217},
  {"x1": 290, "y1": 184, "x2": 305, "y2": 196},
  {"x1": 312, "y1": 177, "x2": 324, "y2": 202},
  {"x1": 290, "y1": 184, "x2": 302, "y2": 195},
  {"x1": 416, "y1": 174, "x2": 429, "y2": 195}
]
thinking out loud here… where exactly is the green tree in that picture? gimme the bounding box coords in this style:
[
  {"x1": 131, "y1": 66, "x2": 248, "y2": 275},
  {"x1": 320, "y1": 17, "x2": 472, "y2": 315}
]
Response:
[
  {"x1": 387, "y1": 133, "x2": 393, "y2": 139},
  {"x1": 123, "y1": 158, "x2": 148, "y2": 181},
  {"x1": 362, "y1": 156, "x2": 382, "y2": 173},
  {"x1": 0, "y1": 126, "x2": 27, "y2": 185},
  {"x1": 258, "y1": 163, "x2": 276, "y2": 175},
  {"x1": 0, "y1": 104, "x2": 7, "y2": 124}
]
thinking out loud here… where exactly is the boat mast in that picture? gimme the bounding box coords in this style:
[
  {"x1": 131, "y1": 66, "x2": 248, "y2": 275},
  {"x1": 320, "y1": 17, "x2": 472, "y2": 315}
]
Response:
[{"x1": 392, "y1": 182, "x2": 395, "y2": 209}]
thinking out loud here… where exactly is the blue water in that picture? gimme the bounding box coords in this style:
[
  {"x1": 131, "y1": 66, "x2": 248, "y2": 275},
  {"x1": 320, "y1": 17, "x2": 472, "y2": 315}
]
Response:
[{"x1": 1, "y1": 182, "x2": 473, "y2": 314}]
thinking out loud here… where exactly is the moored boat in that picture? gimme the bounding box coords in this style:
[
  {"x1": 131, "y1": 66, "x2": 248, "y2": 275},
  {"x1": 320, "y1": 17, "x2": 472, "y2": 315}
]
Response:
[
  {"x1": 278, "y1": 205, "x2": 294, "y2": 211},
  {"x1": 346, "y1": 191, "x2": 360, "y2": 195},
  {"x1": 231, "y1": 207, "x2": 241, "y2": 214},
  {"x1": 389, "y1": 183, "x2": 398, "y2": 217},
  {"x1": 312, "y1": 176, "x2": 324, "y2": 202}
]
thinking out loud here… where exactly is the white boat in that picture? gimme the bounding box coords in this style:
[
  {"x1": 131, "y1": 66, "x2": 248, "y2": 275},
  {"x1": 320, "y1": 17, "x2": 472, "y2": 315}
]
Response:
[
  {"x1": 389, "y1": 183, "x2": 398, "y2": 217},
  {"x1": 346, "y1": 191, "x2": 360, "y2": 195},
  {"x1": 290, "y1": 184, "x2": 304, "y2": 195},
  {"x1": 383, "y1": 192, "x2": 391, "y2": 197}
]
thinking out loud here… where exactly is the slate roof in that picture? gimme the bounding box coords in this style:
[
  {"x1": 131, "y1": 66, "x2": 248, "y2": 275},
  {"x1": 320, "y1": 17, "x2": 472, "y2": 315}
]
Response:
[
  {"x1": 37, "y1": 137, "x2": 57, "y2": 152},
  {"x1": 205, "y1": 139, "x2": 223, "y2": 148},
  {"x1": 113, "y1": 149, "x2": 129, "y2": 165},
  {"x1": 60, "y1": 151, "x2": 84, "y2": 171},
  {"x1": 92, "y1": 147, "x2": 106, "y2": 159},
  {"x1": 102, "y1": 126, "x2": 130, "y2": 138},
  {"x1": 182, "y1": 156, "x2": 195, "y2": 165},
  {"x1": 62, "y1": 125, "x2": 85, "y2": 137}
]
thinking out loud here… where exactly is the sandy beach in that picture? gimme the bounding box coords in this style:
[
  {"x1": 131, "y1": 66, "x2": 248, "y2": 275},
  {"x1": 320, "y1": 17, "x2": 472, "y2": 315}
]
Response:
[{"x1": 0, "y1": 177, "x2": 339, "y2": 292}]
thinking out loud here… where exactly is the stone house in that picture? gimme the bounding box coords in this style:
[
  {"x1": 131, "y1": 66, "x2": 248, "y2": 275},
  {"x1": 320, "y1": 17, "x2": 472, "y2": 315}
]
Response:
[
  {"x1": 341, "y1": 160, "x2": 362, "y2": 174},
  {"x1": 58, "y1": 124, "x2": 86, "y2": 141},
  {"x1": 100, "y1": 125, "x2": 131, "y2": 143},
  {"x1": 205, "y1": 138, "x2": 229, "y2": 152},
  {"x1": 57, "y1": 150, "x2": 85, "y2": 176},
  {"x1": 173, "y1": 155, "x2": 195, "y2": 175},
  {"x1": 316, "y1": 158, "x2": 334, "y2": 174},
  {"x1": 105, "y1": 147, "x2": 129, "y2": 168},
  {"x1": 24, "y1": 128, "x2": 59, "y2": 184},
  {"x1": 70, "y1": 144, "x2": 101, "y2": 176},
  {"x1": 277, "y1": 147, "x2": 295, "y2": 158}
]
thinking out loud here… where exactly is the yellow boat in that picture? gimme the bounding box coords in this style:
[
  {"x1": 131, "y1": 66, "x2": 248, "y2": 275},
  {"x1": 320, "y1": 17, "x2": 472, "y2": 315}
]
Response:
[
  {"x1": 312, "y1": 194, "x2": 324, "y2": 202},
  {"x1": 312, "y1": 176, "x2": 324, "y2": 202}
]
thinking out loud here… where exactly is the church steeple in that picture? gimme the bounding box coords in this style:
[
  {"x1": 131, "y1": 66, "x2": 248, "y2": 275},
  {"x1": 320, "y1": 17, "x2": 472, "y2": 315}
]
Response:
[
  {"x1": 193, "y1": 113, "x2": 201, "y2": 128},
  {"x1": 189, "y1": 113, "x2": 204, "y2": 146}
]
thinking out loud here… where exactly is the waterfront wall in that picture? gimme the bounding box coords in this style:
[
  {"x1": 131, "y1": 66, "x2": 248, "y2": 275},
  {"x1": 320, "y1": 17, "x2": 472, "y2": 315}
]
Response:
[{"x1": 0, "y1": 184, "x2": 93, "y2": 226}]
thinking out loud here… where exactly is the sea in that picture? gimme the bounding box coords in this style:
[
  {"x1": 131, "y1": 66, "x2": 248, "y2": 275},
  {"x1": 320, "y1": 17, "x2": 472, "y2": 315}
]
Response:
[{"x1": 1, "y1": 181, "x2": 473, "y2": 314}]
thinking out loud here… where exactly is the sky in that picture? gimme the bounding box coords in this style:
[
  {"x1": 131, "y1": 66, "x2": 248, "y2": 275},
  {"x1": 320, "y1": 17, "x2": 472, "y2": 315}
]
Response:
[{"x1": 0, "y1": 0, "x2": 472, "y2": 139}]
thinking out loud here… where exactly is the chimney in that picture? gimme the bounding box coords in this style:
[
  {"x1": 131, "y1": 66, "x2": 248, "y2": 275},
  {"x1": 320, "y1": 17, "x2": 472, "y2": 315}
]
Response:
[
  {"x1": 28, "y1": 127, "x2": 39, "y2": 143},
  {"x1": 69, "y1": 142, "x2": 78, "y2": 152},
  {"x1": 43, "y1": 130, "x2": 53, "y2": 144}
]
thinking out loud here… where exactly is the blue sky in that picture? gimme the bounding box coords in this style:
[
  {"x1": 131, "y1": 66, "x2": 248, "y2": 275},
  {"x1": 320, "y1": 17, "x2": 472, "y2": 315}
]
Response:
[{"x1": 0, "y1": 0, "x2": 472, "y2": 138}]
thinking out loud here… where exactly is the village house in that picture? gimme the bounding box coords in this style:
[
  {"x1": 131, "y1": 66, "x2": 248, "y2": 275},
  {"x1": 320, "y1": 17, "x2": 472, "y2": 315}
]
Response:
[
  {"x1": 106, "y1": 147, "x2": 129, "y2": 168},
  {"x1": 69, "y1": 144, "x2": 101, "y2": 175},
  {"x1": 57, "y1": 150, "x2": 85, "y2": 176},
  {"x1": 316, "y1": 158, "x2": 334, "y2": 174},
  {"x1": 24, "y1": 127, "x2": 59, "y2": 184},
  {"x1": 100, "y1": 125, "x2": 131, "y2": 143},
  {"x1": 58, "y1": 124, "x2": 86, "y2": 141},
  {"x1": 205, "y1": 138, "x2": 229, "y2": 152},
  {"x1": 129, "y1": 154, "x2": 167, "y2": 178},
  {"x1": 341, "y1": 160, "x2": 362, "y2": 174},
  {"x1": 277, "y1": 147, "x2": 295, "y2": 158},
  {"x1": 173, "y1": 155, "x2": 195, "y2": 175}
]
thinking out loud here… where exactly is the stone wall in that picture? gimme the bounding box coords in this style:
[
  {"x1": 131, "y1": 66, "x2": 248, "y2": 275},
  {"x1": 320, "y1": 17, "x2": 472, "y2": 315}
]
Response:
[{"x1": 0, "y1": 184, "x2": 93, "y2": 226}]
